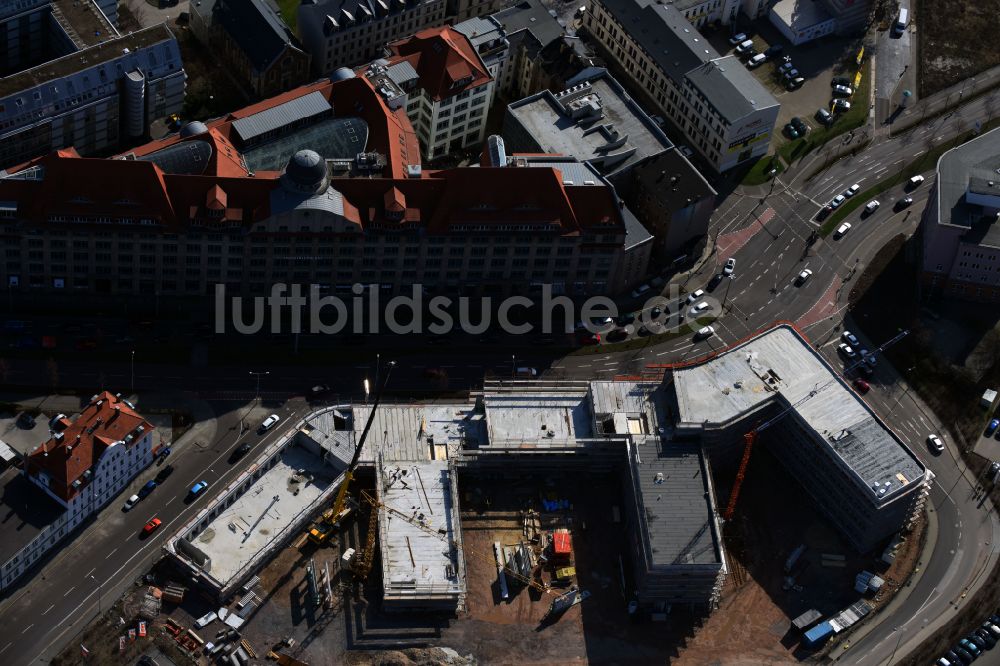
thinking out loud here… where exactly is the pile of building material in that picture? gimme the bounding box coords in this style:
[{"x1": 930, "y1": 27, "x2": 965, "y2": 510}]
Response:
[
  {"x1": 205, "y1": 627, "x2": 257, "y2": 664},
  {"x1": 854, "y1": 571, "x2": 885, "y2": 595},
  {"x1": 139, "y1": 589, "x2": 162, "y2": 620},
  {"x1": 161, "y1": 584, "x2": 186, "y2": 604},
  {"x1": 881, "y1": 534, "x2": 905, "y2": 565}
]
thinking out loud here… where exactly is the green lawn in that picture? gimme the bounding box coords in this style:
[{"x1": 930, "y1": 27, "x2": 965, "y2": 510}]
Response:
[{"x1": 278, "y1": 0, "x2": 298, "y2": 33}]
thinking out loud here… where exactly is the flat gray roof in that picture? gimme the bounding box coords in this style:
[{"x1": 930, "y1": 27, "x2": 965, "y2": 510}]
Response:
[
  {"x1": 377, "y1": 460, "x2": 463, "y2": 601},
  {"x1": 492, "y1": 0, "x2": 563, "y2": 50},
  {"x1": 232, "y1": 91, "x2": 331, "y2": 144},
  {"x1": 771, "y1": 0, "x2": 834, "y2": 28},
  {"x1": 672, "y1": 325, "x2": 925, "y2": 501},
  {"x1": 0, "y1": 468, "x2": 65, "y2": 566},
  {"x1": 937, "y1": 127, "x2": 1000, "y2": 247},
  {"x1": 483, "y1": 390, "x2": 593, "y2": 444},
  {"x1": 634, "y1": 440, "x2": 720, "y2": 566},
  {"x1": 507, "y1": 70, "x2": 671, "y2": 177},
  {"x1": 685, "y1": 56, "x2": 780, "y2": 123},
  {"x1": 189, "y1": 445, "x2": 338, "y2": 587},
  {"x1": 351, "y1": 403, "x2": 483, "y2": 461}
]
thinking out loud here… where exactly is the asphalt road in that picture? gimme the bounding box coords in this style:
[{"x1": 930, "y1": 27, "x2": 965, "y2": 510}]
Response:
[{"x1": 0, "y1": 398, "x2": 311, "y2": 666}]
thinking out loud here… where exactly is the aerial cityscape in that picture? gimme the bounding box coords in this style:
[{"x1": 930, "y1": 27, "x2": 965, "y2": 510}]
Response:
[{"x1": 0, "y1": 0, "x2": 999, "y2": 664}]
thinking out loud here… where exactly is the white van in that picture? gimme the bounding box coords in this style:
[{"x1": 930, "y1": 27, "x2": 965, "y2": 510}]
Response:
[
  {"x1": 735, "y1": 39, "x2": 754, "y2": 54},
  {"x1": 894, "y1": 8, "x2": 908, "y2": 34}
]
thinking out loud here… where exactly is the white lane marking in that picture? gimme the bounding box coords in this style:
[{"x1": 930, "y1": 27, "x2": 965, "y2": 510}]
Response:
[
  {"x1": 165, "y1": 496, "x2": 175, "y2": 507},
  {"x1": 105, "y1": 547, "x2": 118, "y2": 560},
  {"x1": 0, "y1": 643, "x2": 10, "y2": 654},
  {"x1": 42, "y1": 604, "x2": 54, "y2": 615},
  {"x1": 85, "y1": 568, "x2": 95, "y2": 578},
  {"x1": 21, "y1": 624, "x2": 32, "y2": 634},
  {"x1": 63, "y1": 586, "x2": 75, "y2": 597}
]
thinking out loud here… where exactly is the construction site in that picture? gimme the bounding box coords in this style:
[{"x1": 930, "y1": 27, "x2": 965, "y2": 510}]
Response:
[{"x1": 55, "y1": 324, "x2": 930, "y2": 665}]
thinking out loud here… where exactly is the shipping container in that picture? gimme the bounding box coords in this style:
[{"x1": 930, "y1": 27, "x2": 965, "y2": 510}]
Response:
[{"x1": 803, "y1": 621, "x2": 834, "y2": 647}]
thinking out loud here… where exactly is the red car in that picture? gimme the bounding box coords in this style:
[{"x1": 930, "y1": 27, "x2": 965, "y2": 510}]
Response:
[
  {"x1": 142, "y1": 518, "x2": 162, "y2": 535},
  {"x1": 853, "y1": 378, "x2": 871, "y2": 394}
]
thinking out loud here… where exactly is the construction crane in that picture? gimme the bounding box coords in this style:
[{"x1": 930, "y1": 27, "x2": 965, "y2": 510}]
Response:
[
  {"x1": 307, "y1": 361, "x2": 397, "y2": 545},
  {"x1": 356, "y1": 489, "x2": 555, "y2": 595},
  {"x1": 722, "y1": 329, "x2": 908, "y2": 521}
]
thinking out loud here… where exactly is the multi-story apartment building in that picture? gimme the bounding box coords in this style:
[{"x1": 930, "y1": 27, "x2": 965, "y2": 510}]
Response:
[
  {"x1": 373, "y1": 25, "x2": 497, "y2": 159},
  {"x1": 445, "y1": 0, "x2": 513, "y2": 23},
  {"x1": 504, "y1": 68, "x2": 715, "y2": 257},
  {"x1": 0, "y1": 71, "x2": 651, "y2": 304},
  {"x1": 190, "y1": 0, "x2": 311, "y2": 98},
  {"x1": 0, "y1": 392, "x2": 156, "y2": 592},
  {"x1": 583, "y1": 0, "x2": 779, "y2": 172},
  {"x1": 297, "y1": 0, "x2": 447, "y2": 75},
  {"x1": 0, "y1": 18, "x2": 186, "y2": 170},
  {"x1": 921, "y1": 127, "x2": 1000, "y2": 303},
  {"x1": 489, "y1": 0, "x2": 565, "y2": 99},
  {"x1": 670, "y1": 0, "x2": 739, "y2": 28}
]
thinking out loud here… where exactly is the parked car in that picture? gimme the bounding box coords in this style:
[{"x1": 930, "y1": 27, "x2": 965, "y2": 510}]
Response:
[
  {"x1": 831, "y1": 76, "x2": 851, "y2": 87},
  {"x1": 832, "y1": 84, "x2": 854, "y2": 96},
  {"x1": 973, "y1": 628, "x2": 996, "y2": 649},
  {"x1": 735, "y1": 39, "x2": 754, "y2": 54},
  {"x1": 837, "y1": 343, "x2": 856, "y2": 358},
  {"x1": 816, "y1": 205, "x2": 833, "y2": 221},
  {"x1": 784, "y1": 123, "x2": 801, "y2": 139},
  {"x1": 137, "y1": 480, "x2": 157, "y2": 499},
  {"x1": 853, "y1": 378, "x2": 871, "y2": 394},
  {"x1": 686, "y1": 289, "x2": 705, "y2": 304},
  {"x1": 764, "y1": 44, "x2": 784, "y2": 57},
  {"x1": 786, "y1": 77, "x2": 806, "y2": 90},
  {"x1": 816, "y1": 108, "x2": 834, "y2": 126},
  {"x1": 841, "y1": 330, "x2": 860, "y2": 346},
  {"x1": 960, "y1": 637, "x2": 983, "y2": 656},
  {"x1": 790, "y1": 117, "x2": 808, "y2": 135},
  {"x1": 795, "y1": 268, "x2": 813, "y2": 285},
  {"x1": 724, "y1": 257, "x2": 736, "y2": 275},
  {"x1": 928, "y1": 434, "x2": 945, "y2": 453},
  {"x1": 895, "y1": 196, "x2": 914, "y2": 210},
  {"x1": 142, "y1": 518, "x2": 162, "y2": 535},
  {"x1": 154, "y1": 465, "x2": 174, "y2": 483},
  {"x1": 689, "y1": 301, "x2": 710, "y2": 316},
  {"x1": 908, "y1": 174, "x2": 925, "y2": 189},
  {"x1": 778, "y1": 62, "x2": 795, "y2": 74},
  {"x1": 864, "y1": 200, "x2": 881, "y2": 215},
  {"x1": 728, "y1": 32, "x2": 748, "y2": 45},
  {"x1": 259, "y1": 414, "x2": 280, "y2": 433},
  {"x1": 834, "y1": 222, "x2": 852, "y2": 238},
  {"x1": 951, "y1": 645, "x2": 975, "y2": 664},
  {"x1": 696, "y1": 326, "x2": 716, "y2": 339},
  {"x1": 123, "y1": 494, "x2": 140, "y2": 511},
  {"x1": 631, "y1": 283, "x2": 651, "y2": 298},
  {"x1": 782, "y1": 68, "x2": 801, "y2": 80},
  {"x1": 708, "y1": 273, "x2": 726, "y2": 291},
  {"x1": 747, "y1": 53, "x2": 766, "y2": 68},
  {"x1": 833, "y1": 99, "x2": 851, "y2": 112},
  {"x1": 987, "y1": 419, "x2": 1000, "y2": 437},
  {"x1": 845, "y1": 183, "x2": 861, "y2": 197},
  {"x1": 830, "y1": 194, "x2": 846, "y2": 209}
]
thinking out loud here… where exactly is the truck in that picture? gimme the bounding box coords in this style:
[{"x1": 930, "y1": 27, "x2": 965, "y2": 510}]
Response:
[
  {"x1": 803, "y1": 620, "x2": 834, "y2": 647},
  {"x1": 893, "y1": 7, "x2": 908, "y2": 35}
]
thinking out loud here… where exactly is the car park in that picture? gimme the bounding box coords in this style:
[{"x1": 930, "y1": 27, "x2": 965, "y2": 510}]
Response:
[
  {"x1": 845, "y1": 183, "x2": 860, "y2": 197},
  {"x1": 154, "y1": 464, "x2": 174, "y2": 483},
  {"x1": 832, "y1": 84, "x2": 854, "y2": 96},
  {"x1": 795, "y1": 268, "x2": 813, "y2": 285},
  {"x1": 864, "y1": 200, "x2": 881, "y2": 215},
  {"x1": 833, "y1": 99, "x2": 851, "y2": 112},
  {"x1": 686, "y1": 289, "x2": 705, "y2": 304},
  {"x1": 928, "y1": 434, "x2": 945, "y2": 453},
  {"x1": 834, "y1": 222, "x2": 852, "y2": 238},
  {"x1": 137, "y1": 480, "x2": 157, "y2": 499},
  {"x1": 747, "y1": 53, "x2": 766, "y2": 68},
  {"x1": 853, "y1": 378, "x2": 871, "y2": 394},
  {"x1": 837, "y1": 343, "x2": 856, "y2": 358},
  {"x1": 830, "y1": 194, "x2": 846, "y2": 208},
  {"x1": 696, "y1": 326, "x2": 715, "y2": 339},
  {"x1": 841, "y1": 330, "x2": 859, "y2": 346},
  {"x1": 724, "y1": 258, "x2": 736, "y2": 275},
  {"x1": 123, "y1": 494, "x2": 140, "y2": 511},
  {"x1": 142, "y1": 518, "x2": 162, "y2": 535},
  {"x1": 728, "y1": 32, "x2": 748, "y2": 45},
  {"x1": 908, "y1": 174, "x2": 925, "y2": 189},
  {"x1": 987, "y1": 419, "x2": 1000, "y2": 436},
  {"x1": 831, "y1": 76, "x2": 851, "y2": 87},
  {"x1": 259, "y1": 413, "x2": 280, "y2": 433},
  {"x1": 815, "y1": 108, "x2": 834, "y2": 126}
]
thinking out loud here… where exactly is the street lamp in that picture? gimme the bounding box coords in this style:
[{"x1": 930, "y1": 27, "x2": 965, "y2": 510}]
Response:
[{"x1": 89, "y1": 574, "x2": 101, "y2": 615}]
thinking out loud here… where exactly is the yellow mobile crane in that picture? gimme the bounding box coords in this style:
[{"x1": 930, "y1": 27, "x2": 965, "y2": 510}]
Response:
[{"x1": 308, "y1": 361, "x2": 396, "y2": 545}]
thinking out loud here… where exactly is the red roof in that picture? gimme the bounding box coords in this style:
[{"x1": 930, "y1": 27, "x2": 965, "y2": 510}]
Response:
[
  {"x1": 26, "y1": 392, "x2": 154, "y2": 503},
  {"x1": 387, "y1": 26, "x2": 492, "y2": 102}
]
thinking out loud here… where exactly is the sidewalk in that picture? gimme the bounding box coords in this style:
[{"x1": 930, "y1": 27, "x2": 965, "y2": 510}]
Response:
[{"x1": 889, "y1": 62, "x2": 1000, "y2": 135}]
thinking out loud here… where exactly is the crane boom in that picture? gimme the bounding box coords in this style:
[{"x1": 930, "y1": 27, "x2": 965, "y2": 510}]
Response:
[{"x1": 722, "y1": 329, "x2": 908, "y2": 521}]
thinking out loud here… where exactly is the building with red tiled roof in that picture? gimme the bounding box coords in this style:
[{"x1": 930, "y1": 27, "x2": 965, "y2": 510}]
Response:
[
  {"x1": 0, "y1": 393, "x2": 157, "y2": 593},
  {"x1": 0, "y1": 69, "x2": 651, "y2": 304},
  {"x1": 374, "y1": 25, "x2": 497, "y2": 159}
]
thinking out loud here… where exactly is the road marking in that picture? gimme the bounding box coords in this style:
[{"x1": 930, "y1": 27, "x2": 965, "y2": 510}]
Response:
[
  {"x1": 165, "y1": 496, "x2": 175, "y2": 507},
  {"x1": 105, "y1": 547, "x2": 118, "y2": 560},
  {"x1": 85, "y1": 568, "x2": 95, "y2": 578},
  {"x1": 42, "y1": 604, "x2": 54, "y2": 616},
  {"x1": 64, "y1": 586, "x2": 75, "y2": 597},
  {"x1": 0, "y1": 643, "x2": 10, "y2": 654},
  {"x1": 21, "y1": 624, "x2": 32, "y2": 634}
]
